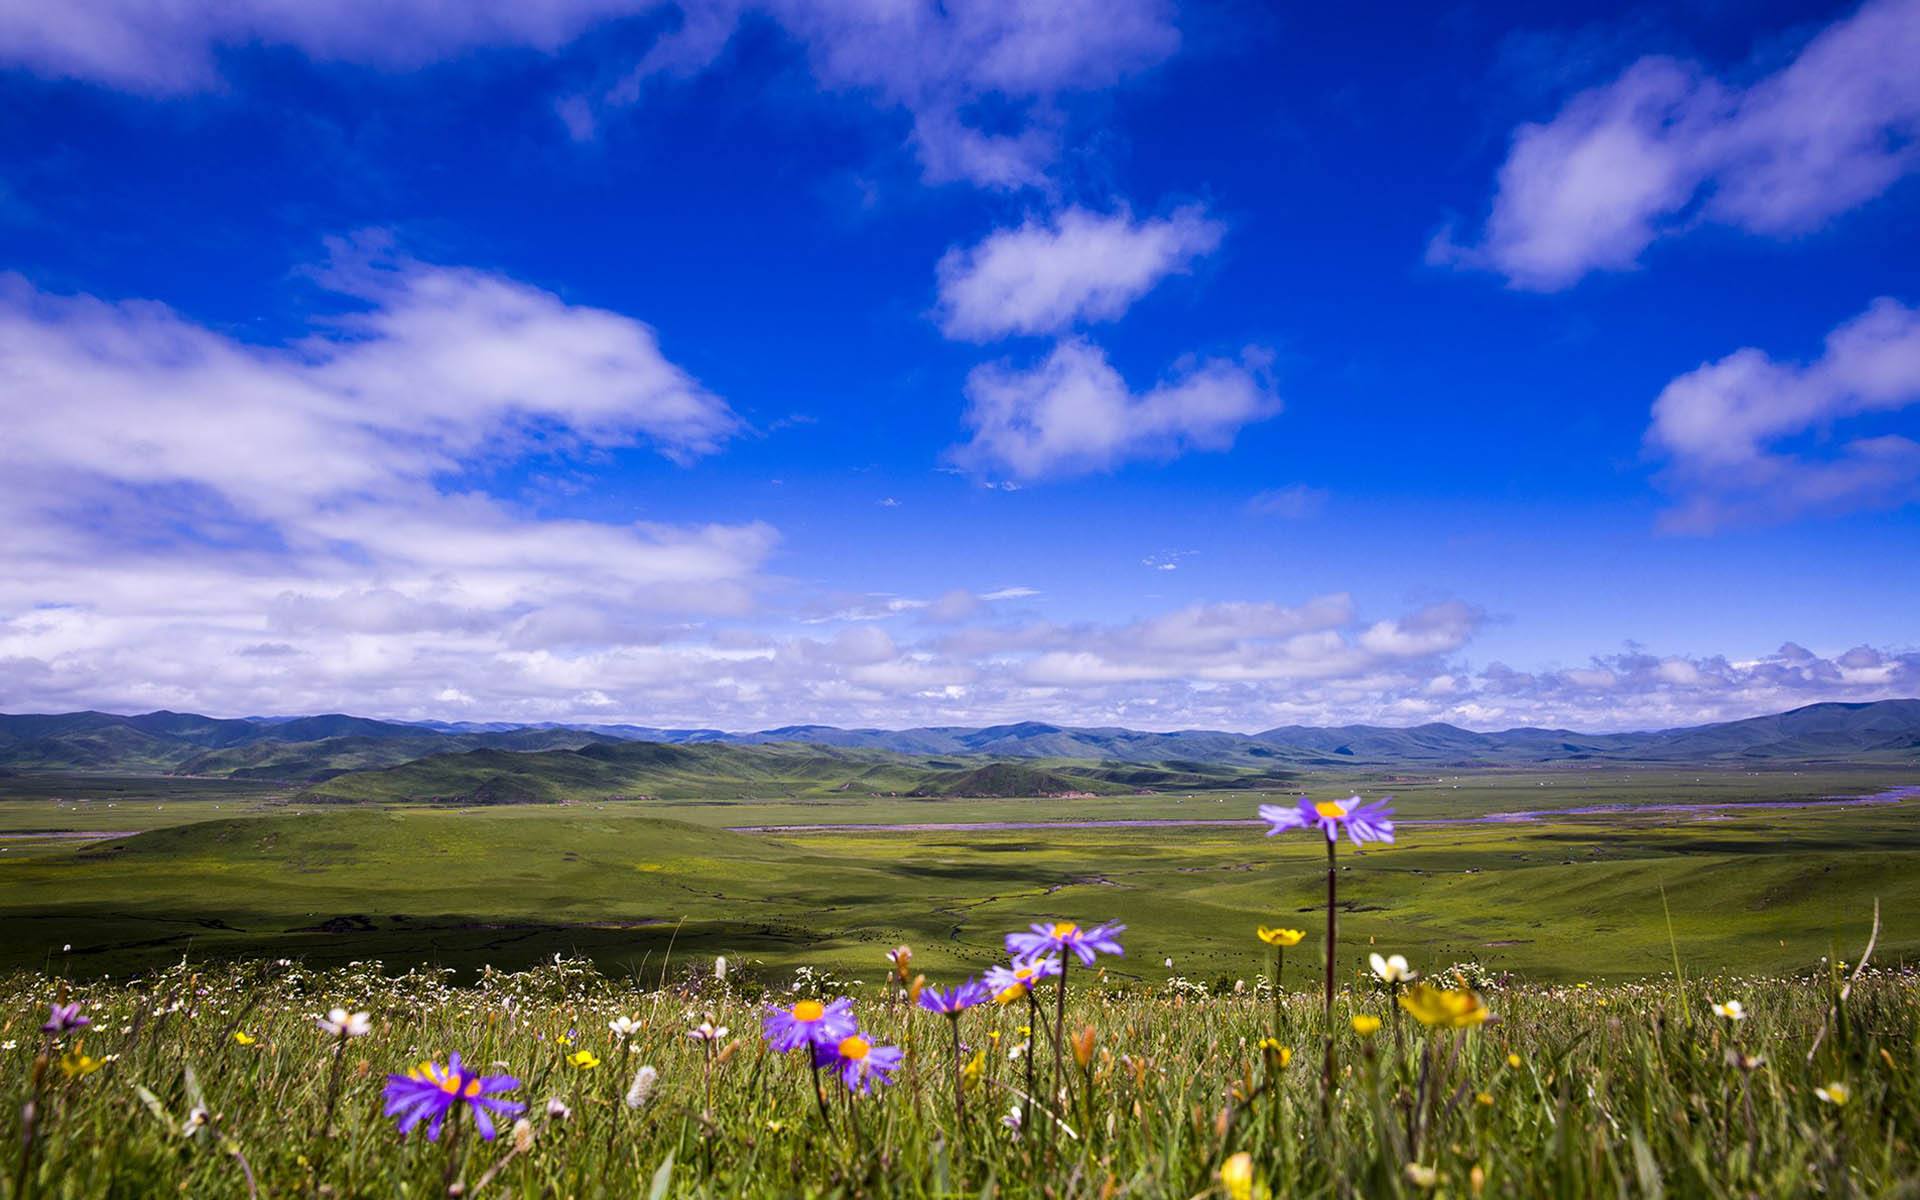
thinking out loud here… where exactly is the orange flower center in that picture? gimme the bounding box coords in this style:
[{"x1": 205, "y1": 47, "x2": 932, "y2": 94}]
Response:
[
  {"x1": 837, "y1": 1035, "x2": 871, "y2": 1061},
  {"x1": 1050, "y1": 921, "x2": 1078, "y2": 938},
  {"x1": 792, "y1": 1000, "x2": 825, "y2": 1022},
  {"x1": 1314, "y1": 801, "x2": 1348, "y2": 820}
]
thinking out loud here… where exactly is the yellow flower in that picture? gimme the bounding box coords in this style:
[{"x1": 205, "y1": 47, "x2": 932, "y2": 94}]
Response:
[
  {"x1": 961, "y1": 1048, "x2": 986, "y2": 1086},
  {"x1": 1506, "y1": 1052, "x2": 1522, "y2": 1069},
  {"x1": 1815, "y1": 1082, "x2": 1850, "y2": 1107},
  {"x1": 567, "y1": 1049, "x2": 601, "y2": 1070},
  {"x1": 1711, "y1": 999, "x2": 1746, "y2": 1021},
  {"x1": 59, "y1": 1049, "x2": 105, "y2": 1078},
  {"x1": 1398, "y1": 985, "x2": 1490, "y2": 1029},
  {"x1": 1219, "y1": 1151, "x2": 1255, "y2": 1200},
  {"x1": 1257, "y1": 1038, "x2": 1292, "y2": 1066},
  {"x1": 1351, "y1": 1015, "x2": 1382, "y2": 1037},
  {"x1": 1257, "y1": 926, "x2": 1306, "y2": 947},
  {"x1": 1405, "y1": 1163, "x2": 1439, "y2": 1189},
  {"x1": 1475, "y1": 1091, "x2": 1494, "y2": 1107},
  {"x1": 232, "y1": 1032, "x2": 256, "y2": 1046}
]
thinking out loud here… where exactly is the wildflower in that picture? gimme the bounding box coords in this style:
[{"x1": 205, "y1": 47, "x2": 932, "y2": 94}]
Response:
[
  {"x1": 182, "y1": 1107, "x2": 210, "y2": 1138},
  {"x1": 382, "y1": 1054, "x2": 525, "y2": 1141},
  {"x1": 1002, "y1": 1103, "x2": 1023, "y2": 1136},
  {"x1": 511, "y1": 1119, "x2": 534, "y2": 1153},
  {"x1": 816, "y1": 1032, "x2": 904, "y2": 1095},
  {"x1": 1711, "y1": 999, "x2": 1747, "y2": 1021},
  {"x1": 1405, "y1": 1163, "x2": 1439, "y2": 1189},
  {"x1": 962, "y1": 1049, "x2": 985, "y2": 1085},
  {"x1": 688, "y1": 1019, "x2": 729, "y2": 1042},
  {"x1": 714, "y1": 956, "x2": 728, "y2": 982},
  {"x1": 624, "y1": 1065, "x2": 658, "y2": 1110},
  {"x1": 1007, "y1": 920, "x2": 1125, "y2": 965},
  {"x1": 1398, "y1": 984, "x2": 1490, "y2": 1028},
  {"x1": 58, "y1": 1048, "x2": 105, "y2": 1078},
  {"x1": 1351, "y1": 1014, "x2": 1383, "y2": 1037},
  {"x1": 1071, "y1": 1025, "x2": 1097, "y2": 1068},
  {"x1": 317, "y1": 1008, "x2": 371, "y2": 1038},
  {"x1": 1220, "y1": 1151, "x2": 1256, "y2": 1200},
  {"x1": 42, "y1": 1003, "x2": 90, "y2": 1035},
  {"x1": 608, "y1": 1015, "x2": 641, "y2": 1040},
  {"x1": 919, "y1": 978, "x2": 991, "y2": 1014},
  {"x1": 567, "y1": 1049, "x2": 601, "y2": 1070},
  {"x1": 1475, "y1": 1091, "x2": 1494, "y2": 1106},
  {"x1": 985, "y1": 957, "x2": 1063, "y2": 1004},
  {"x1": 232, "y1": 1031, "x2": 257, "y2": 1046},
  {"x1": 886, "y1": 945, "x2": 913, "y2": 980},
  {"x1": 762, "y1": 998, "x2": 856, "y2": 1052},
  {"x1": 546, "y1": 1097, "x2": 573, "y2": 1120},
  {"x1": 1815, "y1": 1082, "x2": 1851, "y2": 1107},
  {"x1": 1370, "y1": 953, "x2": 1416, "y2": 983},
  {"x1": 1260, "y1": 794, "x2": 1395, "y2": 846},
  {"x1": 1258, "y1": 927, "x2": 1306, "y2": 947},
  {"x1": 1726, "y1": 1049, "x2": 1766, "y2": 1071},
  {"x1": 1506, "y1": 1053, "x2": 1522, "y2": 1069},
  {"x1": 1258, "y1": 1038, "x2": 1292, "y2": 1066}
]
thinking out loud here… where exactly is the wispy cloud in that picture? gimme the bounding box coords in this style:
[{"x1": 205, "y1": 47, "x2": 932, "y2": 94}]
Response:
[
  {"x1": 0, "y1": 1, "x2": 1181, "y2": 192},
  {"x1": 1248, "y1": 484, "x2": 1328, "y2": 519},
  {"x1": 949, "y1": 339, "x2": 1278, "y2": 480},
  {"x1": 1646, "y1": 297, "x2": 1920, "y2": 530},
  {"x1": 935, "y1": 204, "x2": 1223, "y2": 340},
  {"x1": 1433, "y1": 0, "x2": 1920, "y2": 290}
]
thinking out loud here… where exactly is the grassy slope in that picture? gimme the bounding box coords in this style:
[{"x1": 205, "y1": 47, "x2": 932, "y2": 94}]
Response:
[{"x1": 1, "y1": 769, "x2": 1912, "y2": 982}]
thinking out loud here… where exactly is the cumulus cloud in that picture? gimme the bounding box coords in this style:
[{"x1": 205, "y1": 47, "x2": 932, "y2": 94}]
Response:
[
  {"x1": 1435, "y1": 0, "x2": 1920, "y2": 289},
  {"x1": 0, "y1": 1, "x2": 1181, "y2": 192},
  {"x1": 935, "y1": 205, "x2": 1224, "y2": 340},
  {"x1": 950, "y1": 339, "x2": 1279, "y2": 480},
  {"x1": 1646, "y1": 297, "x2": 1920, "y2": 530},
  {"x1": 0, "y1": 240, "x2": 778, "y2": 719}
]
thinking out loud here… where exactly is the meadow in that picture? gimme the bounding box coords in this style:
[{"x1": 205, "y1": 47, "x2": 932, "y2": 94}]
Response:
[
  {"x1": 3, "y1": 767, "x2": 1917, "y2": 1194},
  {"x1": 0, "y1": 767, "x2": 1913, "y2": 982},
  {"x1": 4, "y1": 942, "x2": 1913, "y2": 1196}
]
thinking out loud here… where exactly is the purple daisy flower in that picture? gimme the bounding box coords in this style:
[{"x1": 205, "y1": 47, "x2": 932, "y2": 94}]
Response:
[
  {"x1": 42, "y1": 1002, "x2": 90, "y2": 1035},
  {"x1": 814, "y1": 1031, "x2": 904, "y2": 1095},
  {"x1": 1006, "y1": 920, "x2": 1125, "y2": 966},
  {"x1": 1260, "y1": 795, "x2": 1395, "y2": 846},
  {"x1": 983, "y1": 956, "x2": 1062, "y2": 1003},
  {"x1": 762, "y1": 997, "x2": 857, "y2": 1052},
  {"x1": 918, "y1": 978, "x2": 991, "y2": 1015},
  {"x1": 382, "y1": 1053, "x2": 524, "y2": 1141}
]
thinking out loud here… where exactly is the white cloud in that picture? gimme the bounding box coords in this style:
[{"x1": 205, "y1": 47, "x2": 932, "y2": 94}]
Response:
[
  {"x1": 1247, "y1": 483, "x2": 1328, "y2": 519},
  {"x1": 1646, "y1": 297, "x2": 1920, "y2": 530},
  {"x1": 0, "y1": 241, "x2": 777, "y2": 720},
  {"x1": 935, "y1": 205, "x2": 1224, "y2": 340},
  {"x1": 0, "y1": 0, "x2": 651, "y2": 92},
  {"x1": 1436, "y1": 0, "x2": 1920, "y2": 289},
  {"x1": 0, "y1": 1, "x2": 1181, "y2": 192},
  {"x1": 951, "y1": 339, "x2": 1279, "y2": 480}
]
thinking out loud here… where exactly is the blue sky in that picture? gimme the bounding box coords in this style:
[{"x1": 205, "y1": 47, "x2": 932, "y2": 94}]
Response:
[{"x1": 0, "y1": 0, "x2": 1916, "y2": 731}]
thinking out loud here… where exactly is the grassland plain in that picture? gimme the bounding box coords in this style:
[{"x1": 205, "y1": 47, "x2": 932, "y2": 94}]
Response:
[
  {"x1": 0, "y1": 767, "x2": 1912, "y2": 983},
  {"x1": 2, "y1": 954, "x2": 1914, "y2": 1197}
]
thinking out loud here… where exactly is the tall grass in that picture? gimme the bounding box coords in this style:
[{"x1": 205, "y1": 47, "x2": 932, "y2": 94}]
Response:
[{"x1": 4, "y1": 955, "x2": 1915, "y2": 1197}]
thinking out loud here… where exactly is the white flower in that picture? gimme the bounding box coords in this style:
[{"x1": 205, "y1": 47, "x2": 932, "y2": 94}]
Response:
[
  {"x1": 608, "y1": 1015, "x2": 641, "y2": 1040},
  {"x1": 1002, "y1": 1103, "x2": 1023, "y2": 1136},
  {"x1": 545, "y1": 1097, "x2": 572, "y2": 1120},
  {"x1": 1815, "y1": 1082, "x2": 1851, "y2": 1107},
  {"x1": 181, "y1": 1107, "x2": 209, "y2": 1138},
  {"x1": 688, "y1": 1020, "x2": 728, "y2": 1042},
  {"x1": 714, "y1": 956, "x2": 728, "y2": 982},
  {"x1": 625, "y1": 1064, "x2": 659, "y2": 1109},
  {"x1": 1711, "y1": 999, "x2": 1746, "y2": 1021},
  {"x1": 317, "y1": 1008, "x2": 371, "y2": 1038},
  {"x1": 1370, "y1": 954, "x2": 1415, "y2": 983},
  {"x1": 511, "y1": 1118, "x2": 535, "y2": 1153}
]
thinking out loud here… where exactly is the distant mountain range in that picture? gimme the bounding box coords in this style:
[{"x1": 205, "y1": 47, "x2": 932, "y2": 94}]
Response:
[{"x1": 2, "y1": 700, "x2": 1918, "y2": 783}]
